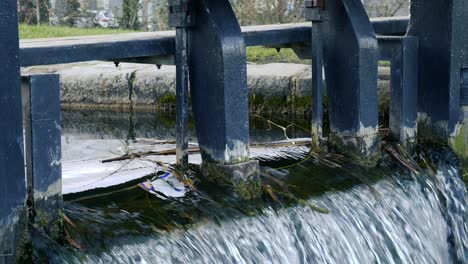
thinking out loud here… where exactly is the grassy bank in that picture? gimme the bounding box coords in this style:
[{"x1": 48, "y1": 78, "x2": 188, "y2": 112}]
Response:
[
  {"x1": 19, "y1": 24, "x2": 136, "y2": 39},
  {"x1": 246, "y1": 46, "x2": 309, "y2": 64}
]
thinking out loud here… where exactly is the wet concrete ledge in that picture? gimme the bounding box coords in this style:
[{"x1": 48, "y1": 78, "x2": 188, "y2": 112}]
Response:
[{"x1": 22, "y1": 61, "x2": 391, "y2": 115}]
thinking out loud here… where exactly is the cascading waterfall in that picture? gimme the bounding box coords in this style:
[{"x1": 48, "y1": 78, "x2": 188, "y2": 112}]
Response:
[{"x1": 33, "y1": 149, "x2": 467, "y2": 264}]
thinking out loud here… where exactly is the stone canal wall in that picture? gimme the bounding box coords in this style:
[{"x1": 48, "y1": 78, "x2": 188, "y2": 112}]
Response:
[{"x1": 22, "y1": 61, "x2": 391, "y2": 115}]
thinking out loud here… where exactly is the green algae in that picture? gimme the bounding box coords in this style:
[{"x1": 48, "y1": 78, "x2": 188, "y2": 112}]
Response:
[
  {"x1": 451, "y1": 124, "x2": 468, "y2": 183},
  {"x1": 201, "y1": 162, "x2": 262, "y2": 200}
]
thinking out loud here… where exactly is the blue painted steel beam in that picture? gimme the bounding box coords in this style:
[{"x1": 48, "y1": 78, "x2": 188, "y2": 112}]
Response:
[
  {"x1": 377, "y1": 36, "x2": 407, "y2": 61},
  {"x1": 175, "y1": 28, "x2": 190, "y2": 168},
  {"x1": 323, "y1": 0, "x2": 380, "y2": 165},
  {"x1": 20, "y1": 36, "x2": 175, "y2": 67},
  {"x1": 168, "y1": 0, "x2": 194, "y2": 169},
  {"x1": 370, "y1": 16, "x2": 410, "y2": 36},
  {"x1": 0, "y1": 0, "x2": 27, "y2": 261},
  {"x1": 390, "y1": 37, "x2": 419, "y2": 148},
  {"x1": 19, "y1": 18, "x2": 409, "y2": 67},
  {"x1": 243, "y1": 24, "x2": 311, "y2": 47},
  {"x1": 188, "y1": 0, "x2": 261, "y2": 199},
  {"x1": 189, "y1": 0, "x2": 250, "y2": 165},
  {"x1": 22, "y1": 74, "x2": 63, "y2": 240},
  {"x1": 407, "y1": 0, "x2": 467, "y2": 140},
  {"x1": 462, "y1": 70, "x2": 468, "y2": 107},
  {"x1": 295, "y1": 35, "x2": 406, "y2": 62},
  {"x1": 311, "y1": 22, "x2": 324, "y2": 149}
]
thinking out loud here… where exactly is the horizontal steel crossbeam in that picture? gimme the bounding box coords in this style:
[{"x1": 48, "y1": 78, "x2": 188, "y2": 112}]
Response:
[{"x1": 20, "y1": 17, "x2": 409, "y2": 67}]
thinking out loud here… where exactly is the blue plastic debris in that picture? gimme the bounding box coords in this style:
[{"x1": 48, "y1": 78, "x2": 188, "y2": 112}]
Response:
[{"x1": 138, "y1": 172, "x2": 187, "y2": 199}]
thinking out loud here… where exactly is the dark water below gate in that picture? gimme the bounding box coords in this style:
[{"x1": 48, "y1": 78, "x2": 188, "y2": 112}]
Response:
[{"x1": 30, "y1": 110, "x2": 467, "y2": 263}]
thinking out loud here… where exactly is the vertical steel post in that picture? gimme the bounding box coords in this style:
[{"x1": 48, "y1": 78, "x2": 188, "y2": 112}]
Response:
[
  {"x1": 389, "y1": 37, "x2": 418, "y2": 149},
  {"x1": 189, "y1": 0, "x2": 249, "y2": 165},
  {"x1": 323, "y1": 0, "x2": 380, "y2": 166},
  {"x1": 305, "y1": 0, "x2": 326, "y2": 149},
  {"x1": 311, "y1": 24, "x2": 324, "y2": 149},
  {"x1": 0, "y1": 0, "x2": 27, "y2": 262},
  {"x1": 175, "y1": 28, "x2": 189, "y2": 168},
  {"x1": 463, "y1": 71, "x2": 468, "y2": 109},
  {"x1": 407, "y1": 0, "x2": 467, "y2": 142},
  {"x1": 22, "y1": 74, "x2": 63, "y2": 241},
  {"x1": 188, "y1": 0, "x2": 260, "y2": 198},
  {"x1": 169, "y1": 0, "x2": 194, "y2": 169}
]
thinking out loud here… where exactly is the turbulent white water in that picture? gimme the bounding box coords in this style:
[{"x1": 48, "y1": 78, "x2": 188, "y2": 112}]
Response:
[{"x1": 71, "y1": 162, "x2": 467, "y2": 264}]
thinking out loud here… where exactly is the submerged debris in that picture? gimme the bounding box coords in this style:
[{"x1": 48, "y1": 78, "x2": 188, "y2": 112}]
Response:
[
  {"x1": 138, "y1": 172, "x2": 188, "y2": 199},
  {"x1": 298, "y1": 199, "x2": 331, "y2": 214},
  {"x1": 385, "y1": 143, "x2": 421, "y2": 175}
]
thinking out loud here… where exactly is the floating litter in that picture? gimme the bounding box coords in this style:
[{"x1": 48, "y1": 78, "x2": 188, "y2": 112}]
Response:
[{"x1": 138, "y1": 172, "x2": 187, "y2": 199}]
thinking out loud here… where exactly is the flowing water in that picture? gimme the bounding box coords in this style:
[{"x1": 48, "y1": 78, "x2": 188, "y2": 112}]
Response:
[{"x1": 29, "y1": 110, "x2": 468, "y2": 263}]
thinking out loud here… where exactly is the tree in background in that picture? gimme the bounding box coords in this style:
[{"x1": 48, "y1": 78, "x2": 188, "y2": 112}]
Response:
[
  {"x1": 231, "y1": 0, "x2": 303, "y2": 26},
  {"x1": 147, "y1": 0, "x2": 303, "y2": 30},
  {"x1": 362, "y1": 0, "x2": 409, "y2": 17},
  {"x1": 141, "y1": 0, "x2": 151, "y2": 30},
  {"x1": 153, "y1": 0, "x2": 169, "y2": 30},
  {"x1": 18, "y1": 0, "x2": 50, "y2": 25},
  {"x1": 52, "y1": 0, "x2": 80, "y2": 26},
  {"x1": 119, "y1": 0, "x2": 141, "y2": 29}
]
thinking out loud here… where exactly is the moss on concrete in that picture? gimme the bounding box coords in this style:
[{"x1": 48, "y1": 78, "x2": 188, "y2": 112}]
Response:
[
  {"x1": 249, "y1": 94, "x2": 289, "y2": 113},
  {"x1": 233, "y1": 178, "x2": 263, "y2": 200},
  {"x1": 328, "y1": 133, "x2": 381, "y2": 168},
  {"x1": 14, "y1": 207, "x2": 30, "y2": 264},
  {"x1": 249, "y1": 94, "x2": 313, "y2": 114},
  {"x1": 452, "y1": 125, "x2": 467, "y2": 155},
  {"x1": 290, "y1": 95, "x2": 312, "y2": 113},
  {"x1": 34, "y1": 211, "x2": 64, "y2": 242},
  {"x1": 158, "y1": 93, "x2": 177, "y2": 105},
  {"x1": 451, "y1": 124, "x2": 468, "y2": 183},
  {"x1": 201, "y1": 161, "x2": 262, "y2": 200}
]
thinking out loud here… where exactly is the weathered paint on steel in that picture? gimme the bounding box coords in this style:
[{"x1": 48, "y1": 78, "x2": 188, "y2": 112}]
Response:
[
  {"x1": 22, "y1": 74, "x2": 63, "y2": 240},
  {"x1": 311, "y1": 22, "x2": 324, "y2": 149},
  {"x1": 407, "y1": 0, "x2": 467, "y2": 141},
  {"x1": 188, "y1": 0, "x2": 250, "y2": 165},
  {"x1": 0, "y1": 0, "x2": 27, "y2": 262},
  {"x1": 390, "y1": 37, "x2": 419, "y2": 149},
  {"x1": 462, "y1": 69, "x2": 468, "y2": 107},
  {"x1": 371, "y1": 16, "x2": 409, "y2": 36},
  {"x1": 169, "y1": 0, "x2": 193, "y2": 169},
  {"x1": 175, "y1": 28, "x2": 190, "y2": 168},
  {"x1": 323, "y1": 0, "x2": 380, "y2": 164}
]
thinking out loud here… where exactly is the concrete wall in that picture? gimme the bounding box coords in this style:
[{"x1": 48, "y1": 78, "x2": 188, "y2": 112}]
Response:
[{"x1": 22, "y1": 61, "x2": 391, "y2": 115}]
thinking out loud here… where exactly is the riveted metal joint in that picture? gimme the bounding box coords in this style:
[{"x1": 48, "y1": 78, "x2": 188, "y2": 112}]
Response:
[
  {"x1": 168, "y1": 0, "x2": 195, "y2": 28},
  {"x1": 304, "y1": 0, "x2": 326, "y2": 22}
]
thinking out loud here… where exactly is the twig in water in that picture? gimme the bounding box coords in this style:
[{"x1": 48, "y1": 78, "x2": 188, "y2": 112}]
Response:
[
  {"x1": 253, "y1": 115, "x2": 292, "y2": 140},
  {"x1": 270, "y1": 115, "x2": 311, "y2": 133},
  {"x1": 102, "y1": 140, "x2": 312, "y2": 164},
  {"x1": 298, "y1": 199, "x2": 330, "y2": 214},
  {"x1": 385, "y1": 144, "x2": 420, "y2": 175},
  {"x1": 102, "y1": 147, "x2": 200, "y2": 163},
  {"x1": 264, "y1": 184, "x2": 279, "y2": 202},
  {"x1": 63, "y1": 214, "x2": 76, "y2": 228}
]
